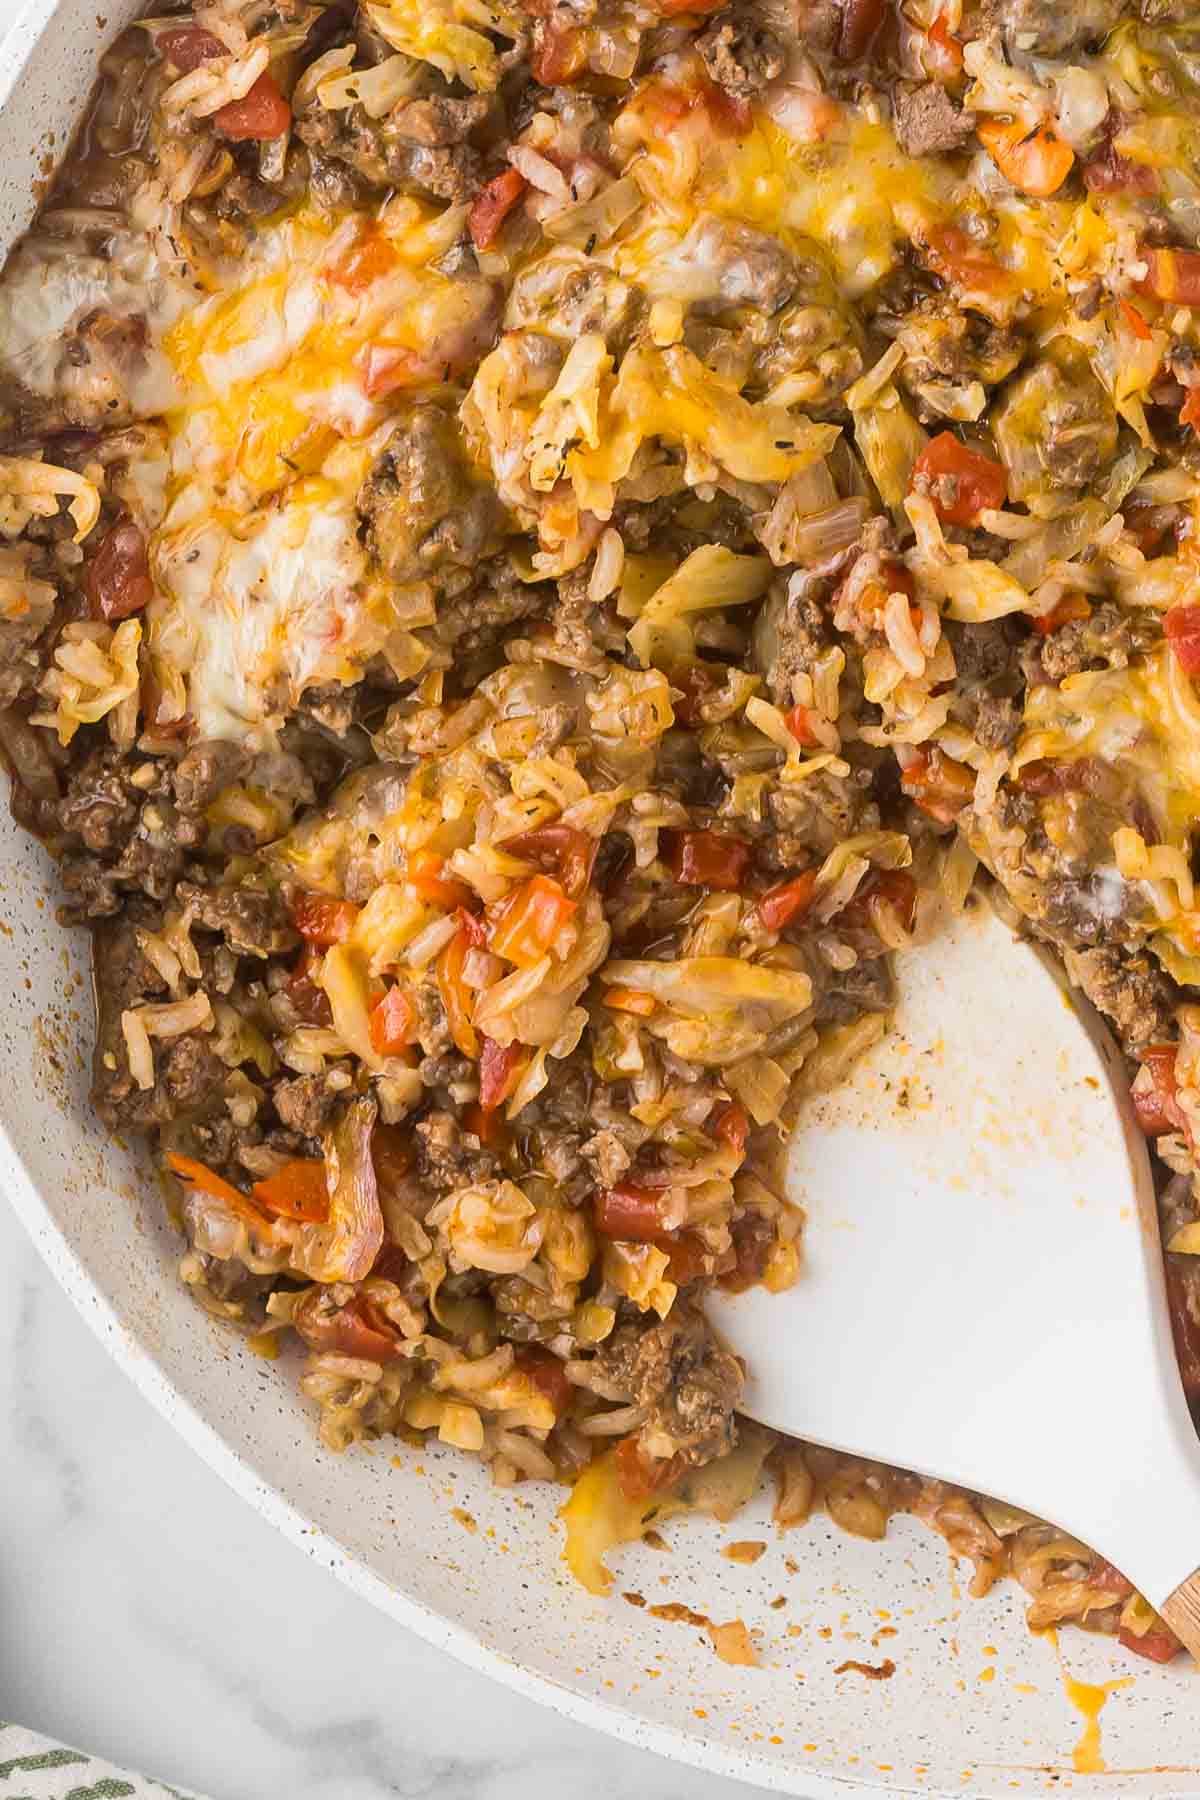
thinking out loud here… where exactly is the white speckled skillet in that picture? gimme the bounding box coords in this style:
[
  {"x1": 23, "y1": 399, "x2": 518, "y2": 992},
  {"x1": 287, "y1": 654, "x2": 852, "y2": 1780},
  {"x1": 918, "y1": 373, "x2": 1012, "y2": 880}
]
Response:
[{"x1": 2, "y1": 8, "x2": 1199, "y2": 1789}]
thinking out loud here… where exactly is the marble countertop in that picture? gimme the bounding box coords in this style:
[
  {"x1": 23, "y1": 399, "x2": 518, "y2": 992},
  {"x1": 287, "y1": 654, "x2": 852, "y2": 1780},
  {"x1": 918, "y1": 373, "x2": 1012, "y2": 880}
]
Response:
[{"x1": 0, "y1": 1197, "x2": 754, "y2": 1800}]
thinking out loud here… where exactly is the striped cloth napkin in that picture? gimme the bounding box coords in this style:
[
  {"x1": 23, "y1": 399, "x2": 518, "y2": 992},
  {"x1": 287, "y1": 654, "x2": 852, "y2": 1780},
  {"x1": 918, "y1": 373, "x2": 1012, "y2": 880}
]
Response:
[{"x1": 0, "y1": 1723, "x2": 200, "y2": 1799}]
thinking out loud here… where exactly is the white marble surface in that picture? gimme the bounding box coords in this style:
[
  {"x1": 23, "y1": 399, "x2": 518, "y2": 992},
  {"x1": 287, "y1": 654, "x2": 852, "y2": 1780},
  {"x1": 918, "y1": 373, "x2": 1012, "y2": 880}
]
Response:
[{"x1": 0, "y1": 1196, "x2": 755, "y2": 1800}]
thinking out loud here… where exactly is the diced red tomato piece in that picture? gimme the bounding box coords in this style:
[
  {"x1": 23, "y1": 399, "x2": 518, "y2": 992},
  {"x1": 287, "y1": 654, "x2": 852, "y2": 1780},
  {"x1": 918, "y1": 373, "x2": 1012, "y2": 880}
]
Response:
[
  {"x1": 1131, "y1": 1045, "x2": 1185, "y2": 1137},
  {"x1": 1165, "y1": 604, "x2": 1200, "y2": 676},
  {"x1": 457, "y1": 906, "x2": 488, "y2": 948},
  {"x1": 920, "y1": 225, "x2": 1015, "y2": 298},
  {"x1": 463, "y1": 1100, "x2": 508, "y2": 1149},
  {"x1": 368, "y1": 986, "x2": 417, "y2": 1057},
  {"x1": 213, "y1": 71, "x2": 291, "y2": 142},
  {"x1": 593, "y1": 1182, "x2": 667, "y2": 1242},
  {"x1": 436, "y1": 927, "x2": 479, "y2": 1059},
  {"x1": 500, "y1": 823, "x2": 597, "y2": 899},
  {"x1": 1119, "y1": 1623, "x2": 1183, "y2": 1664},
  {"x1": 757, "y1": 869, "x2": 818, "y2": 933},
  {"x1": 1139, "y1": 246, "x2": 1200, "y2": 306},
  {"x1": 479, "y1": 1036, "x2": 527, "y2": 1112},
  {"x1": 489, "y1": 874, "x2": 577, "y2": 963},
  {"x1": 515, "y1": 1345, "x2": 572, "y2": 1415},
  {"x1": 468, "y1": 169, "x2": 528, "y2": 251},
  {"x1": 285, "y1": 944, "x2": 333, "y2": 1027},
  {"x1": 664, "y1": 1230, "x2": 711, "y2": 1287},
  {"x1": 926, "y1": 12, "x2": 963, "y2": 70},
  {"x1": 532, "y1": 14, "x2": 587, "y2": 83},
  {"x1": 1181, "y1": 390, "x2": 1200, "y2": 432},
  {"x1": 327, "y1": 229, "x2": 400, "y2": 296},
  {"x1": 1033, "y1": 593, "x2": 1090, "y2": 636},
  {"x1": 86, "y1": 518, "x2": 154, "y2": 621},
  {"x1": 901, "y1": 747, "x2": 976, "y2": 825},
  {"x1": 839, "y1": 869, "x2": 918, "y2": 935},
  {"x1": 977, "y1": 118, "x2": 1074, "y2": 198},
  {"x1": 407, "y1": 848, "x2": 475, "y2": 913},
  {"x1": 615, "y1": 1435, "x2": 687, "y2": 1502},
  {"x1": 837, "y1": 0, "x2": 883, "y2": 58},
  {"x1": 361, "y1": 344, "x2": 423, "y2": 400},
  {"x1": 290, "y1": 891, "x2": 359, "y2": 945},
  {"x1": 165, "y1": 1153, "x2": 274, "y2": 1231},
  {"x1": 293, "y1": 1289, "x2": 402, "y2": 1363},
  {"x1": 1119, "y1": 299, "x2": 1153, "y2": 341},
  {"x1": 157, "y1": 25, "x2": 226, "y2": 72},
  {"x1": 666, "y1": 830, "x2": 751, "y2": 890},
  {"x1": 1090, "y1": 1558, "x2": 1134, "y2": 1598},
  {"x1": 252, "y1": 1158, "x2": 330, "y2": 1222},
  {"x1": 784, "y1": 704, "x2": 822, "y2": 747},
  {"x1": 712, "y1": 1102, "x2": 750, "y2": 1156},
  {"x1": 911, "y1": 433, "x2": 1007, "y2": 527}
]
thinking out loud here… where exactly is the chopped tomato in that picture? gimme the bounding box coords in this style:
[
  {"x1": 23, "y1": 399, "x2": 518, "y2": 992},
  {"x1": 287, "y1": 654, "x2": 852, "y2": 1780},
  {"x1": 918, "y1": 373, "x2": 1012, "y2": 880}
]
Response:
[
  {"x1": 1119, "y1": 1623, "x2": 1183, "y2": 1664},
  {"x1": 633, "y1": 73, "x2": 752, "y2": 142},
  {"x1": 1090, "y1": 1558, "x2": 1134, "y2": 1598},
  {"x1": 757, "y1": 869, "x2": 818, "y2": 934},
  {"x1": 407, "y1": 848, "x2": 475, "y2": 913},
  {"x1": 901, "y1": 747, "x2": 976, "y2": 825},
  {"x1": 327, "y1": 229, "x2": 399, "y2": 296},
  {"x1": 920, "y1": 224, "x2": 1014, "y2": 298},
  {"x1": 926, "y1": 12, "x2": 963, "y2": 72},
  {"x1": 615, "y1": 1434, "x2": 687, "y2": 1502},
  {"x1": 157, "y1": 25, "x2": 225, "y2": 72},
  {"x1": 500, "y1": 823, "x2": 597, "y2": 899},
  {"x1": 1082, "y1": 143, "x2": 1156, "y2": 197},
  {"x1": 457, "y1": 906, "x2": 488, "y2": 948},
  {"x1": 1139, "y1": 246, "x2": 1200, "y2": 306},
  {"x1": 604, "y1": 986, "x2": 657, "y2": 1016},
  {"x1": 285, "y1": 944, "x2": 333, "y2": 1027},
  {"x1": 1165, "y1": 1259, "x2": 1200, "y2": 1400},
  {"x1": 213, "y1": 71, "x2": 291, "y2": 141},
  {"x1": 479, "y1": 1036, "x2": 527, "y2": 1111},
  {"x1": 436, "y1": 927, "x2": 479, "y2": 1059},
  {"x1": 1033, "y1": 593, "x2": 1090, "y2": 636},
  {"x1": 165, "y1": 1152, "x2": 273, "y2": 1231},
  {"x1": 361, "y1": 345, "x2": 424, "y2": 400},
  {"x1": 252, "y1": 1158, "x2": 330, "y2": 1223},
  {"x1": 1166, "y1": 605, "x2": 1200, "y2": 676},
  {"x1": 911, "y1": 432, "x2": 1007, "y2": 527},
  {"x1": 837, "y1": 0, "x2": 883, "y2": 59},
  {"x1": 489, "y1": 874, "x2": 577, "y2": 963},
  {"x1": 712, "y1": 1102, "x2": 749, "y2": 1156},
  {"x1": 463, "y1": 1100, "x2": 507, "y2": 1149},
  {"x1": 666, "y1": 830, "x2": 751, "y2": 891},
  {"x1": 468, "y1": 169, "x2": 528, "y2": 251},
  {"x1": 368, "y1": 986, "x2": 417, "y2": 1057},
  {"x1": 1181, "y1": 390, "x2": 1200, "y2": 432},
  {"x1": 593, "y1": 1182, "x2": 667, "y2": 1242},
  {"x1": 839, "y1": 869, "x2": 918, "y2": 935},
  {"x1": 664, "y1": 1230, "x2": 711, "y2": 1287},
  {"x1": 532, "y1": 15, "x2": 587, "y2": 83},
  {"x1": 1131, "y1": 1044, "x2": 1185, "y2": 1137},
  {"x1": 977, "y1": 118, "x2": 1073, "y2": 198},
  {"x1": 86, "y1": 518, "x2": 154, "y2": 621},
  {"x1": 291, "y1": 891, "x2": 359, "y2": 945},
  {"x1": 293, "y1": 1289, "x2": 402, "y2": 1363},
  {"x1": 784, "y1": 704, "x2": 822, "y2": 748},
  {"x1": 514, "y1": 1345, "x2": 572, "y2": 1415},
  {"x1": 1119, "y1": 298, "x2": 1153, "y2": 341}
]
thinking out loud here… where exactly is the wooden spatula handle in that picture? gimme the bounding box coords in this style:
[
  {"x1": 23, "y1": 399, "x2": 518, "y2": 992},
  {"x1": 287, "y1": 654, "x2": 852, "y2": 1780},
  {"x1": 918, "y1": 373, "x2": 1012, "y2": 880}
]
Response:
[{"x1": 1160, "y1": 1571, "x2": 1200, "y2": 1661}]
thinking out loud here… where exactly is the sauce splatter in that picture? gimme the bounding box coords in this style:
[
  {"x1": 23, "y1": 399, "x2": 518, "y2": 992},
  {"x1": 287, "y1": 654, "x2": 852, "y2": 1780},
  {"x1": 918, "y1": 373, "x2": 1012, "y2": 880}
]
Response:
[
  {"x1": 1043, "y1": 1629, "x2": 1132, "y2": 1773},
  {"x1": 834, "y1": 1658, "x2": 896, "y2": 1681}
]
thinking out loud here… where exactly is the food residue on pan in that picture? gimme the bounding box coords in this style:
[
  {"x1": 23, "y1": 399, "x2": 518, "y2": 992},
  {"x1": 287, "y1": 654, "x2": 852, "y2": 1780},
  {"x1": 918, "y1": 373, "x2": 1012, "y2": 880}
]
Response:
[
  {"x1": 451, "y1": 1507, "x2": 477, "y2": 1533},
  {"x1": 722, "y1": 1540, "x2": 767, "y2": 1565},
  {"x1": 834, "y1": 1658, "x2": 897, "y2": 1681},
  {"x1": 642, "y1": 1600, "x2": 760, "y2": 1666}
]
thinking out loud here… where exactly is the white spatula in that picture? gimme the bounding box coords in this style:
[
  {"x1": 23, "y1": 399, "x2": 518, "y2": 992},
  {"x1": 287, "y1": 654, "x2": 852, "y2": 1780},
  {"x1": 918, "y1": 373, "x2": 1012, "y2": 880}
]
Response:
[{"x1": 708, "y1": 894, "x2": 1200, "y2": 1657}]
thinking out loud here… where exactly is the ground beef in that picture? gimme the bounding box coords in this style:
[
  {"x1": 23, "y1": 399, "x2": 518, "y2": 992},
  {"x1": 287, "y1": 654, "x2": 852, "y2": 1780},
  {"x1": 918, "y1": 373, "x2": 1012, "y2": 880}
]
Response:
[
  {"x1": 359, "y1": 405, "x2": 503, "y2": 588},
  {"x1": 1068, "y1": 945, "x2": 1177, "y2": 1049},
  {"x1": 176, "y1": 880, "x2": 299, "y2": 960},
  {"x1": 697, "y1": 6, "x2": 785, "y2": 100},
  {"x1": 597, "y1": 1308, "x2": 744, "y2": 1466},
  {"x1": 818, "y1": 956, "x2": 895, "y2": 1024},
  {"x1": 415, "y1": 1108, "x2": 500, "y2": 1194},
  {"x1": 91, "y1": 919, "x2": 226, "y2": 1129},
  {"x1": 1032, "y1": 602, "x2": 1139, "y2": 682},
  {"x1": 432, "y1": 556, "x2": 554, "y2": 666},
  {"x1": 172, "y1": 740, "x2": 251, "y2": 812},
  {"x1": 271, "y1": 1073, "x2": 343, "y2": 1140},
  {"x1": 295, "y1": 104, "x2": 485, "y2": 201},
  {"x1": 893, "y1": 83, "x2": 974, "y2": 157},
  {"x1": 973, "y1": 694, "x2": 1022, "y2": 750},
  {"x1": 977, "y1": 0, "x2": 1123, "y2": 54},
  {"x1": 756, "y1": 579, "x2": 832, "y2": 706}
]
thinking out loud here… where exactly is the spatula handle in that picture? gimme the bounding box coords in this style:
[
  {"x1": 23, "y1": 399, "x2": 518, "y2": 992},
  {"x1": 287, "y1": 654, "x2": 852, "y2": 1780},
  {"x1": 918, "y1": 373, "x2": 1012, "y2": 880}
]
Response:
[{"x1": 1159, "y1": 1570, "x2": 1200, "y2": 1661}]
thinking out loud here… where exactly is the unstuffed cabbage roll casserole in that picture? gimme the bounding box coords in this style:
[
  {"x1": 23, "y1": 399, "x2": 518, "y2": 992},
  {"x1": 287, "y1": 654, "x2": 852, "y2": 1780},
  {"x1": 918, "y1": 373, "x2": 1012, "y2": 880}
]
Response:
[{"x1": 4, "y1": 0, "x2": 1200, "y2": 1668}]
